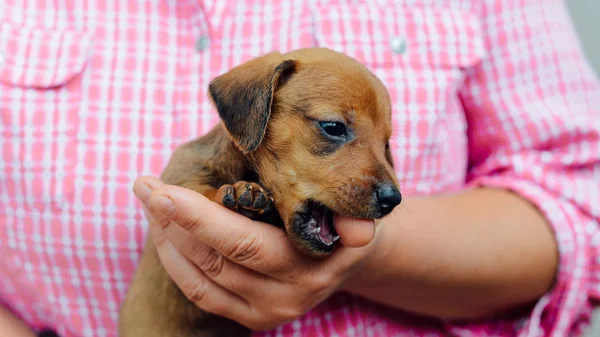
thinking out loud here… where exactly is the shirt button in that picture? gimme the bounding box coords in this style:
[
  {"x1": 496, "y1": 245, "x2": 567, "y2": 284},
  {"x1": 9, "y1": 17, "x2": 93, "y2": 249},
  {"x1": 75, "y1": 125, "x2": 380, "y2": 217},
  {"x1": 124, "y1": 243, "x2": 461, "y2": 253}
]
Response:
[
  {"x1": 390, "y1": 36, "x2": 407, "y2": 54},
  {"x1": 195, "y1": 36, "x2": 210, "y2": 52}
]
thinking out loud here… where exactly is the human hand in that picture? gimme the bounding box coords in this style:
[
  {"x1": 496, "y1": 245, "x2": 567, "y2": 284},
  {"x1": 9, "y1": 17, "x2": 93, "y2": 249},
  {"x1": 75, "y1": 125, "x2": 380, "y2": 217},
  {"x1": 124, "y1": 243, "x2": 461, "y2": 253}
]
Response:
[
  {"x1": 0, "y1": 305, "x2": 37, "y2": 337},
  {"x1": 132, "y1": 176, "x2": 379, "y2": 331}
]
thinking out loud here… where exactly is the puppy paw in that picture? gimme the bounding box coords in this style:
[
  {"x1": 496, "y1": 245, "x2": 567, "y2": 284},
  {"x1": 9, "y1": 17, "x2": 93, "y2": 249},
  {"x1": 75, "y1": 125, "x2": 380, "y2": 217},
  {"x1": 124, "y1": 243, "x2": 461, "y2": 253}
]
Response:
[{"x1": 216, "y1": 181, "x2": 273, "y2": 218}]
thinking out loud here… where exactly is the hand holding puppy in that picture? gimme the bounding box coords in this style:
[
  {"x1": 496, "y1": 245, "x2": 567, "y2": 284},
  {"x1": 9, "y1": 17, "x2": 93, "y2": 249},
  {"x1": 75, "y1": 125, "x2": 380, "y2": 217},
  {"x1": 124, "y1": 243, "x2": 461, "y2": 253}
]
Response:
[
  {"x1": 120, "y1": 49, "x2": 400, "y2": 337},
  {"x1": 133, "y1": 175, "x2": 378, "y2": 331}
]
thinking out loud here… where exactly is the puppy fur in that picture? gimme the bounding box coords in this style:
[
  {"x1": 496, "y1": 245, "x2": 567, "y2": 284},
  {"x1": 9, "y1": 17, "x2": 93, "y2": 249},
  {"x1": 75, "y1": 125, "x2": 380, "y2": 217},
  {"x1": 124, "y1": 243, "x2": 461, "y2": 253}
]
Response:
[{"x1": 119, "y1": 48, "x2": 400, "y2": 337}]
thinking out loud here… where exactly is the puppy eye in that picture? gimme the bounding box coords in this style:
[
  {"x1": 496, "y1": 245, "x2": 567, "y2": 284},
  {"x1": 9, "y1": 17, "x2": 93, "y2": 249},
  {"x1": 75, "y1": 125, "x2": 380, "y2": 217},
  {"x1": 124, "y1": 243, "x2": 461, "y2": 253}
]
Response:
[{"x1": 319, "y1": 121, "x2": 347, "y2": 139}]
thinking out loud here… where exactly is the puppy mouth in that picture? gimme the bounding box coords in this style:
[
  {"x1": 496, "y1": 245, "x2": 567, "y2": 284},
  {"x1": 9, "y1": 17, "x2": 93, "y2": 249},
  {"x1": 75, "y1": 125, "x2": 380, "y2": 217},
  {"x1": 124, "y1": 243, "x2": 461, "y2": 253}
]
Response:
[
  {"x1": 308, "y1": 201, "x2": 340, "y2": 246},
  {"x1": 291, "y1": 200, "x2": 340, "y2": 255}
]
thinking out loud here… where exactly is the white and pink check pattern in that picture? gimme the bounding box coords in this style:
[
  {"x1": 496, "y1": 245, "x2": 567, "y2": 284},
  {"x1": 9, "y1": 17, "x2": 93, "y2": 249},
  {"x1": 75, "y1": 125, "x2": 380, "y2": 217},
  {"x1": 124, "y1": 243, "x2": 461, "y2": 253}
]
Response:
[{"x1": 1, "y1": 0, "x2": 600, "y2": 336}]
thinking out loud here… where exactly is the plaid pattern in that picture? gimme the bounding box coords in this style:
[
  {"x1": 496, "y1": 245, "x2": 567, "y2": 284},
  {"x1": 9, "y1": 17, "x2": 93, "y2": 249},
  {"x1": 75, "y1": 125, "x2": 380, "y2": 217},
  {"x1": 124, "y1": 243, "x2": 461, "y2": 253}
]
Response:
[{"x1": 1, "y1": 0, "x2": 599, "y2": 336}]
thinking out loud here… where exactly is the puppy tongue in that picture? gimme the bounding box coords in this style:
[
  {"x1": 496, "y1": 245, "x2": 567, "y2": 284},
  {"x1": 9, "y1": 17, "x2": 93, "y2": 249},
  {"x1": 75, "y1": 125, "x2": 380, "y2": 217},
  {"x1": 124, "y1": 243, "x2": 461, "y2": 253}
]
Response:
[{"x1": 334, "y1": 216, "x2": 375, "y2": 248}]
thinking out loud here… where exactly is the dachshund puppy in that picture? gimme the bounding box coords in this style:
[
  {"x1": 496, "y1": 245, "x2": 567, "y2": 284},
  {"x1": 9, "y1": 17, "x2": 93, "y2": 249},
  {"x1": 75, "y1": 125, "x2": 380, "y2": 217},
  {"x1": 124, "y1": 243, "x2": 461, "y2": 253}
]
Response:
[{"x1": 119, "y1": 47, "x2": 401, "y2": 337}]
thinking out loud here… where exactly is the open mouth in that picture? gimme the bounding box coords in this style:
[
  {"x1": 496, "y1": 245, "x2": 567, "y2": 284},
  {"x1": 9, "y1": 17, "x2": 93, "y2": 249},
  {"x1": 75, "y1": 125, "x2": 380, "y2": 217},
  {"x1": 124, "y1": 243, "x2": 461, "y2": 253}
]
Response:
[
  {"x1": 308, "y1": 201, "x2": 340, "y2": 246},
  {"x1": 291, "y1": 200, "x2": 340, "y2": 255}
]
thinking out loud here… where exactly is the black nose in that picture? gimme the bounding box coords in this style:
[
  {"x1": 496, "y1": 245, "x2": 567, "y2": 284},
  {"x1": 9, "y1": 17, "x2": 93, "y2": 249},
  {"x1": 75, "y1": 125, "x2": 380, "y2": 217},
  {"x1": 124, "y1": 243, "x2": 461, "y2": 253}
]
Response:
[{"x1": 375, "y1": 183, "x2": 402, "y2": 216}]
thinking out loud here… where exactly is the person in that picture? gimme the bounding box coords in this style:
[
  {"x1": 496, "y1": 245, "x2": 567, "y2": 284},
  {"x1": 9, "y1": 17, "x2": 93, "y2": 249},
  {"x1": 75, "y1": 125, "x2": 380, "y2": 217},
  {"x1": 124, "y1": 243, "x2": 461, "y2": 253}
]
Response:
[{"x1": 1, "y1": 0, "x2": 599, "y2": 336}]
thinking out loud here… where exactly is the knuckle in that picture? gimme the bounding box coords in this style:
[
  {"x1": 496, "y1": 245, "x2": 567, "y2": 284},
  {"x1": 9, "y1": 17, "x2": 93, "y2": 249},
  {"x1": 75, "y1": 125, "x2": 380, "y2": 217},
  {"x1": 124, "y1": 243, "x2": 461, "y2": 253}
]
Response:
[
  {"x1": 198, "y1": 249, "x2": 225, "y2": 278},
  {"x1": 308, "y1": 273, "x2": 334, "y2": 294},
  {"x1": 224, "y1": 232, "x2": 264, "y2": 264},
  {"x1": 274, "y1": 304, "x2": 304, "y2": 323},
  {"x1": 182, "y1": 212, "x2": 210, "y2": 235},
  {"x1": 245, "y1": 303, "x2": 303, "y2": 331},
  {"x1": 152, "y1": 214, "x2": 172, "y2": 228},
  {"x1": 208, "y1": 297, "x2": 230, "y2": 316},
  {"x1": 182, "y1": 281, "x2": 208, "y2": 304}
]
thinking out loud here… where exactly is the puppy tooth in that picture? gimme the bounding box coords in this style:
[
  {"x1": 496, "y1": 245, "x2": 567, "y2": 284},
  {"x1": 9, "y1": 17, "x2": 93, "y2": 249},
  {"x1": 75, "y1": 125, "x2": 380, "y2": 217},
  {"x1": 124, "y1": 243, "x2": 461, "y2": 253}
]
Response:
[{"x1": 333, "y1": 235, "x2": 340, "y2": 242}]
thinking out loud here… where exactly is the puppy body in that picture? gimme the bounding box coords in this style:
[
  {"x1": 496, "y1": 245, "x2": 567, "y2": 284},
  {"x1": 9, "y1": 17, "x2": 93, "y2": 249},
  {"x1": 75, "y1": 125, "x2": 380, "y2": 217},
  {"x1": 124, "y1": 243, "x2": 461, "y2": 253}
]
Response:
[
  {"x1": 119, "y1": 48, "x2": 401, "y2": 337},
  {"x1": 119, "y1": 126, "x2": 252, "y2": 337}
]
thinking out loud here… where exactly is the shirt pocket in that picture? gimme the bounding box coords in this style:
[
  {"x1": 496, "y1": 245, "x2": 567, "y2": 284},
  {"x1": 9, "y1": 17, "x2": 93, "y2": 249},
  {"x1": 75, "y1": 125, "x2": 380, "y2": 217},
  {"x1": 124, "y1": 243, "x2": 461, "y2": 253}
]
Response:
[
  {"x1": 313, "y1": 3, "x2": 485, "y2": 70},
  {"x1": 313, "y1": 3, "x2": 486, "y2": 192},
  {"x1": 0, "y1": 21, "x2": 92, "y2": 206}
]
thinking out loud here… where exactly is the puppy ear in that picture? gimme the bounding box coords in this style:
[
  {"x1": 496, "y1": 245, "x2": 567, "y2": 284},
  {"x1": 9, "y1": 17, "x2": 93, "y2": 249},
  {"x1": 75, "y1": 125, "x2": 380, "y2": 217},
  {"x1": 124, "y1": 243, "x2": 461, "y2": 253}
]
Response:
[{"x1": 209, "y1": 52, "x2": 297, "y2": 153}]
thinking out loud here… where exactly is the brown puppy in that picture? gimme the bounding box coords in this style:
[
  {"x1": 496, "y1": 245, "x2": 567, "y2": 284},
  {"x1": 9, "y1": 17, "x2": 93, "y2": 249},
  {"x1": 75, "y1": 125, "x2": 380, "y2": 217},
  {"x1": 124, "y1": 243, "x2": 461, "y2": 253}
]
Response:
[{"x1": 119, "y1": 48, "x2": 401, "y2": 337}]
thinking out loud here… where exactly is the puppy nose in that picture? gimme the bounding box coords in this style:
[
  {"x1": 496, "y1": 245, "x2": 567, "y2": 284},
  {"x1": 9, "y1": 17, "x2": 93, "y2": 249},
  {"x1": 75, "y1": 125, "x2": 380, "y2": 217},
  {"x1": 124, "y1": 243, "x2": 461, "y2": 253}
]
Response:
[{"x1": 375, "y1": 183, "x2": 402, "y2": 216}]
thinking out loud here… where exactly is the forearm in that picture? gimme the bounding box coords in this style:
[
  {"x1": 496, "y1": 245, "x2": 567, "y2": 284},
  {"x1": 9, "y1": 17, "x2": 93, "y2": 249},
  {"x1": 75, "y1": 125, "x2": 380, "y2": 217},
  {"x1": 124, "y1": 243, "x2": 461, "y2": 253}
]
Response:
[{"x1": 343, "y1": 187, "x2": 559, "y2": 320}]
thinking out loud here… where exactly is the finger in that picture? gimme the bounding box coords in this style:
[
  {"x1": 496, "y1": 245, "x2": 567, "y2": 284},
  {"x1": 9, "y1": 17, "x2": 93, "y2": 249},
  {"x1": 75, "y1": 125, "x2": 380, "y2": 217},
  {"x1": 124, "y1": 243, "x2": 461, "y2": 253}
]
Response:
[
  {"x1": 132, "y1": 176, "x2": 165, "y2": 203},
  {"x1": 322, "y1": 218, "x2": 381, "y2": 276},
  {"x1": 146, "y1": 184, "x2": 311, "y2": 277},
  {"x1": 334, "y1": 216, "x2": 375, "y2": 248},
  {"x1": 155, "y1": 235, "x2": 254, "y2": 323},
  {"x1": 142, "y1": 205, "x2": 152, "y2": 222},
  {"x1": 166, "y1": 223, "x2": 279, "y2": 301}
]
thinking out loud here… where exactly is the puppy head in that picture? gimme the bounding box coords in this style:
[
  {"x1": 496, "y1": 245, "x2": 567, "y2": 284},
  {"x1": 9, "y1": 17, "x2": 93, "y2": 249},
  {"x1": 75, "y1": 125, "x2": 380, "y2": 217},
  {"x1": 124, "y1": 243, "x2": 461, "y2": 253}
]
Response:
[{"x1": 209, "y1": 48, "x2": 401, "y2": 257}]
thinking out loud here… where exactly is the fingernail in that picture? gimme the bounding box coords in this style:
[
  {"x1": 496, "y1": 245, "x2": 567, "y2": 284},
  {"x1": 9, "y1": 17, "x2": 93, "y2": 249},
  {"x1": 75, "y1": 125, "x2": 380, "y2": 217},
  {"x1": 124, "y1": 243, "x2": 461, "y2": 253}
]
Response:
[
  {"x1": 133, "y1": 183, "x2": 152, "y2": 203},
  {"x1": 150, "y1": 195, "x2": 176, "y2": 216}
]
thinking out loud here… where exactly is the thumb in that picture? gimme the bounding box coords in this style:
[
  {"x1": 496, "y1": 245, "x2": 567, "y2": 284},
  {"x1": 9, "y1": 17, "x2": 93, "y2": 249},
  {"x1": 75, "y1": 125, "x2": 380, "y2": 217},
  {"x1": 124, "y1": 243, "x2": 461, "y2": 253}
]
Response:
[
  {"x1": 145, "y1": 184, "x2": 256, "y2": 238},
  {"x1": 334, "y1": 216, "x2": 375, "y2": 248},
  {"x1": 144, "y1": 184, "x2": 311, "y2": 275}
]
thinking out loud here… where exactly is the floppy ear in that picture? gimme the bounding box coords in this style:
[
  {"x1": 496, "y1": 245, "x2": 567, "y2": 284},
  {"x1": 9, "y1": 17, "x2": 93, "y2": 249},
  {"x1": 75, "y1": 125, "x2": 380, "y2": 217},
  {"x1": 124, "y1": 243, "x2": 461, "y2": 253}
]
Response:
[{"x1": 208, "y1": 52, "x2": 297, "y2": 153}]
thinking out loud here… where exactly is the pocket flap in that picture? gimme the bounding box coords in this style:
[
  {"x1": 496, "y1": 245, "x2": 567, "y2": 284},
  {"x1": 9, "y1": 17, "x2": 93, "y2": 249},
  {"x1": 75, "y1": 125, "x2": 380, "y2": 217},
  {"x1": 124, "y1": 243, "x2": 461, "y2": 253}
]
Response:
[
  {"x1": 314, "y1": 4, "x2": 487, "y2": 69},
  {"x1": 0, "y1": 21, "x2": 92, "y2": 88}
]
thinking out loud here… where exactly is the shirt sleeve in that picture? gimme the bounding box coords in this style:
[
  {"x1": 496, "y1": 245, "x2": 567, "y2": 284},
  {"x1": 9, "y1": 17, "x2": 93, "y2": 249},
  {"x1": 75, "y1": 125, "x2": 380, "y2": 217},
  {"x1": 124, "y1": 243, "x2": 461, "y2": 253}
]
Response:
[{"x1": 452, "y1": 0, "x2": 600, "y2": 335}]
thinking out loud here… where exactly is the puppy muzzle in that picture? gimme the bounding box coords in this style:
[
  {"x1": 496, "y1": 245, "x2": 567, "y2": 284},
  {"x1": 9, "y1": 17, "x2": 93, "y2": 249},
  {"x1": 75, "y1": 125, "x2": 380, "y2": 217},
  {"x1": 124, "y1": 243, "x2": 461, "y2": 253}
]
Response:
[{"x1": 288, "y1": 183, "x2": 401, "y2": 256}]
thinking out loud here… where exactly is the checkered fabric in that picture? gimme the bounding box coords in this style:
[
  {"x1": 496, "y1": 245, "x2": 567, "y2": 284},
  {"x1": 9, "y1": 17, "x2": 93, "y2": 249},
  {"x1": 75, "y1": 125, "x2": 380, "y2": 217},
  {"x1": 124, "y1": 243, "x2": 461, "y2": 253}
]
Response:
[{"x1": 1, "y1": 1, "x2": 599, "y2": 336}]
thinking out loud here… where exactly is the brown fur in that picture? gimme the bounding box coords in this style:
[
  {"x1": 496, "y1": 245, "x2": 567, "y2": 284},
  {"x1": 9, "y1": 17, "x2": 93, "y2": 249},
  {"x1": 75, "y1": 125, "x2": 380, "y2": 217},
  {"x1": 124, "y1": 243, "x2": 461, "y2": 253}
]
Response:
[{"x1": 119, "y1": 48, "x2": 400, "y2": 337}]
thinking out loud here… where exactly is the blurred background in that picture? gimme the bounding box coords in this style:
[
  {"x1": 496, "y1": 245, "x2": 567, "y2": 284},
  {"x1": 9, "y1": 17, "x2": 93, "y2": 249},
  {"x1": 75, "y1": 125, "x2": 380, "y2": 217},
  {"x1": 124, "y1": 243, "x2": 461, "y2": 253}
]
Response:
[{"x1": 566, "y1": 1, "x2": 598, "y2": 336}]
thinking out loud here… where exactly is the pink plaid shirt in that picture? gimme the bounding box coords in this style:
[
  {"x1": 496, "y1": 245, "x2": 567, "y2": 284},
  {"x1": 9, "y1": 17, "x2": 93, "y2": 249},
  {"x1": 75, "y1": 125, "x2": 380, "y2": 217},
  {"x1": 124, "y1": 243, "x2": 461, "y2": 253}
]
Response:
[{"x1": 1, "y1": 0, "x2": 600, "y2": 336}]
